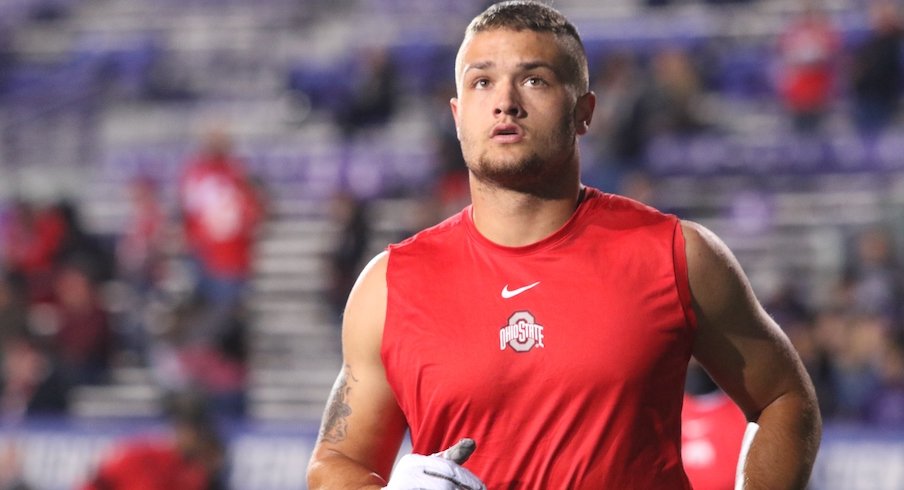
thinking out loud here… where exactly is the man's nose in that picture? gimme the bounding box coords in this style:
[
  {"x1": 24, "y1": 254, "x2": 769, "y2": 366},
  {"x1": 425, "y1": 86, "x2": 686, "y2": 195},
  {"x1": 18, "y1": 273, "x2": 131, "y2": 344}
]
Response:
[{"x1": 493, "y1": 85, "x2": 524, "y2": 117}]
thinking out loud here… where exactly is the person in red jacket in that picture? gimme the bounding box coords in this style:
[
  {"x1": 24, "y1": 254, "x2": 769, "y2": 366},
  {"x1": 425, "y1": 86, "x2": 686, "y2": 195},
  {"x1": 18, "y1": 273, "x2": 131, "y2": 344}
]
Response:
[
  {"x1": 179, "y1": 128, "x2": 263, "y2": 308},
  {"x1": 176, "y1": 128, "x2": 263, "y2": 416},
  {"x1": 1, "y1": 200, "x2": 65, "y2": 303},
  {"x1": 776, "y1": 0, "x2": 841, "y2": 132},
  {"x1": 80, "y1": 393, "x2": 225, "y2": 490}
]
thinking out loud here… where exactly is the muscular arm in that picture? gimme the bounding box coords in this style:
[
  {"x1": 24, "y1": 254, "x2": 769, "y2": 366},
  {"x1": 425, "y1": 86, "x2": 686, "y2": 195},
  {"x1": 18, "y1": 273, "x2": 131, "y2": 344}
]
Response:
[
  {"x1": 307, "y1": 252, "x2": 409, "y2": 489},
  {"x1": 682, "y1": 221, "x2": 821, "y2": 490}
]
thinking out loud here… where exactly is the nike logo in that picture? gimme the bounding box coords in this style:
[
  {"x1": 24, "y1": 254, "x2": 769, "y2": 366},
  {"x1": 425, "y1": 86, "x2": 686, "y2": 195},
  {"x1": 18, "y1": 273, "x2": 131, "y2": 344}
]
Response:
[{"x1": 501, "y1": 281, "x2": 540, "y2": 299}]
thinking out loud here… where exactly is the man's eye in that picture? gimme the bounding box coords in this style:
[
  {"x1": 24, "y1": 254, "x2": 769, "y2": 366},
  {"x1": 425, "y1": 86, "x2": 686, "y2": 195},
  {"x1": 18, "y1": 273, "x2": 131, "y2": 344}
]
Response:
[
  {"x1": 473, "y1": 79, "x2": 490, "y2": 88},
  {"x1": 525, "y1": 77, "x2": 546, "y2": 87}
]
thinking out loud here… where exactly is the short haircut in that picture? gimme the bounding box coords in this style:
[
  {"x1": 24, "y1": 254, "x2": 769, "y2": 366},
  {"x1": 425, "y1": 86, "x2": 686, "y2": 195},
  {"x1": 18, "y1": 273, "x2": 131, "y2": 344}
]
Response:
[{"x1": 458, "y1": 1, "x2": 590, "y2": 92}]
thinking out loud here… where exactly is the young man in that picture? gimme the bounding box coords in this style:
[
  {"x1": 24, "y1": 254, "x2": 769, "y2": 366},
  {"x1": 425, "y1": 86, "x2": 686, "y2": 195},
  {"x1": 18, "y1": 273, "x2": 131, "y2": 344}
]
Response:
[{"x1": 307, "y1": 2, "x2": 822, "y2": 489}]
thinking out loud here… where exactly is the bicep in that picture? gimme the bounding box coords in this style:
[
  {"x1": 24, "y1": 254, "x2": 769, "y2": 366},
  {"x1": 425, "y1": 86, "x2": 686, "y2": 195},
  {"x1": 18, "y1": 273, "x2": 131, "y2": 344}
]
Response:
[
  {"x1": 683, "y1": 221, "x2": 811, "y2": 420},
  {"x1": 313, "y1": 251, "x2": 408, "y2": 478}
]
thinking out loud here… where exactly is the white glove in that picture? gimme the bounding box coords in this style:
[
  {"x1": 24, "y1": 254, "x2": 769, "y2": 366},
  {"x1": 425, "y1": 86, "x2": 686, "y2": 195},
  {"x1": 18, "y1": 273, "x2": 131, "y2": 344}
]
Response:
[{"x1": 383, "y1": 438, "x2": 486, "y2": 490}]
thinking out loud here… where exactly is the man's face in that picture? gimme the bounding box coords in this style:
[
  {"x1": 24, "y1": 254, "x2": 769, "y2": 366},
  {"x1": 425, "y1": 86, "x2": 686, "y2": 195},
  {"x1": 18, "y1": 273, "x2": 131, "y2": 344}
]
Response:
[{"x1": 450, "y1": 29, "x2": 593, "y2": 192}]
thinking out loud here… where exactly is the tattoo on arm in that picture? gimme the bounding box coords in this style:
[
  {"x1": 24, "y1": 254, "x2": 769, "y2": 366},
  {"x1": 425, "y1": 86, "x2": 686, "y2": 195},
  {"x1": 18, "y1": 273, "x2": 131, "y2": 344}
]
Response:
[{"x1": 319, "y1": 364, "x2": 359, "y2": 443}]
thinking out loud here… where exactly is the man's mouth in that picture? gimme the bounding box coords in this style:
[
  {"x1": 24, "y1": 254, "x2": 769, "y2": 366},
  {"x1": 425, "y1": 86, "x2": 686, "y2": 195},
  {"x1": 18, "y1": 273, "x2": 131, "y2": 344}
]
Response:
[{"x1": 491, "y1": 124, "x2": 523, "y2": 142}]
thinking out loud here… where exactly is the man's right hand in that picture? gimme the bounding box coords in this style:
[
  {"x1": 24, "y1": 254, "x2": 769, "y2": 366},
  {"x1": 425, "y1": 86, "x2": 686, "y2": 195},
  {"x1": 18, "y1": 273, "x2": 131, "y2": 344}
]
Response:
[{"x1": 383, "y1": 438, "x2": 486, "y2": 490}]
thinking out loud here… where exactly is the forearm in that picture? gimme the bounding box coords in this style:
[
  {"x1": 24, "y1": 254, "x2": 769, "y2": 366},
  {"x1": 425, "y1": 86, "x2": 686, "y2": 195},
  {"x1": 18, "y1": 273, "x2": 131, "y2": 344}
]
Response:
[
  {"x1": 741, "y1": 391, "x2": 822, "y2": 490},
  {"x1": 307, "y1": 449, "x2": 387, "y2": 490}
]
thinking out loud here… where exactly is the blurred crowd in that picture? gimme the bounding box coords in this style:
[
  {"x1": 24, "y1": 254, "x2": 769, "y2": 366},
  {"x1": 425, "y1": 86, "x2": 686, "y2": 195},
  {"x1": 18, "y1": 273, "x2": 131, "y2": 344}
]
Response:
[
  {"x1": 582, "y1": 0, "x2": 903, "y2": 188},
  {"x1": 766, "y1": 227, "x2": 904, "y2": 426},
  {"x1": 0, "y1": 128, "x2": 266, "y2": 423}
]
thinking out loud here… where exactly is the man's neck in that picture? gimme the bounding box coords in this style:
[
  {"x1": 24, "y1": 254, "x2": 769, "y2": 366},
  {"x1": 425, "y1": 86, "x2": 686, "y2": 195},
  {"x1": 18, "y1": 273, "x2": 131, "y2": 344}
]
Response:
[{"x1": 469, "y1": 176, "x2": 583, "y2": 247}]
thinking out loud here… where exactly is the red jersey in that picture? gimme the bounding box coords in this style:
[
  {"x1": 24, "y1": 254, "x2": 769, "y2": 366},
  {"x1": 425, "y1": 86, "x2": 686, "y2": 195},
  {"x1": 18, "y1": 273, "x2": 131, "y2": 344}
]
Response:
[
  {"x1": 779, "y1": 17, "x2": 840, "y2": 112},
  {"x1": 383, "y1": 188, "x2": 696, "y2": 489},
  {"x1": 681, "y1": 392, "x2": 748, "y2": 490},
  {"x1": 179, "y1": 156, "x2": 262, "y2": 278}
]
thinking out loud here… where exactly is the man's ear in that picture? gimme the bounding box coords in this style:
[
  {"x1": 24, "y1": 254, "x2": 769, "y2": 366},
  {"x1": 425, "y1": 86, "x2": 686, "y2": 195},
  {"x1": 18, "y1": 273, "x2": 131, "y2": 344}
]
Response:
[
  {"x1": 450, "y1": 97, "x2": 462, "y2": 140},
  {"x1": 574, "y1": 91, "x2": 596, "y2": 135}
]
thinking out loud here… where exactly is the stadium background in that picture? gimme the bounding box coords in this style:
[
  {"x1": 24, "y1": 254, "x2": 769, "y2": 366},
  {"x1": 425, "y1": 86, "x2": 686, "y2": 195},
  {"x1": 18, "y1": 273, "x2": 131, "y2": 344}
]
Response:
[{"x1": 1, "y1": 0, "x2": 904, "y2": 488}]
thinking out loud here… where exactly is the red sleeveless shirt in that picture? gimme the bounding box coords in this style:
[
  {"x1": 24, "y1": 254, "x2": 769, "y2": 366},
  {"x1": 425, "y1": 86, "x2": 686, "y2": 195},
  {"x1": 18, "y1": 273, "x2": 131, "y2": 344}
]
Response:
[{"x1": 383, "y1": 188, "x2": 696, "y2": 489}]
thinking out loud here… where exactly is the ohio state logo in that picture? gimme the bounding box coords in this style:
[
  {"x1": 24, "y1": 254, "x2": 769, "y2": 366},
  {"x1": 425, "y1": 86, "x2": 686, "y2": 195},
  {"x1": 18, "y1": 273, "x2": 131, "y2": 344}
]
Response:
[{"x1": 499, "y1": 311, "x2": 545, "y2": 352}]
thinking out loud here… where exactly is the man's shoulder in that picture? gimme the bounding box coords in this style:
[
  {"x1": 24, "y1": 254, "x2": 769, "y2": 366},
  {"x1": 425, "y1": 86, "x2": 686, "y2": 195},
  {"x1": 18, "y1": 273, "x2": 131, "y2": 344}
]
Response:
[
  {"x1": 584, "y1": 188, "x2": 677, "y2": 228},
  {"x1": 388, "y1": 208, "x2": 467, "y2": 254}
]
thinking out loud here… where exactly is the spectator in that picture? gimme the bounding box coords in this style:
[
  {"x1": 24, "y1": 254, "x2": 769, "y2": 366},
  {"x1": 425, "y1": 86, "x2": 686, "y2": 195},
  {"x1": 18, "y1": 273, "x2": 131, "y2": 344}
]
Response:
[
  {"x1": 118, "y1": 177, "x2": 168, "y2": 268},
  {"x1": 179, "y1": 127, "x2": 263, "y2": 341},
  {"x1": 50, "y1": 261, "x2": 113, "y2": 386},
  {"x1": 166, "y1": 296, "x2": 249, "y2": 418},
  {"x1": 0, "y1": 334, "x2": 67, "y2": 419},
  {"x1": 789, "y1": 313, "x2": 838, "y2": 419},
  {"x1": 850, "y1": 0, "x2": 903, "y2": 135},
  {"x1": 827, "y1": 314, "x2": 886, "y2": 421},
  {"x1": 647, "y1": 47, "x2": 710, "y2": 136},
  {"x1": 775, "y1": 0, "x2": 841, "y2": 132},
  {"x1": 115, "y1": 176, "x2": 168, "y2": 364},
  {"x1": 177, "y1": 127, "x2": 262, "y2": 416},
  {"x1": 0, "y1": 273, "x2": 30, "y2": 346},
  {"x1": 429, "y1": 81, "x2": 470, "y2": 217},
  {"x1": 52, "y1": 199, "x2": 115, "y2": 285},
  {"x1": 80, "y1": 391, "x2": 226, "y2": 490},
  {"x1": 0, "y1": 272, "x2": 63, "y2": 418},
  {"x1": 326, "y1": 191, "x2": 371, "y2": 321},
  {"x1": 335, "y1": 47, "x2": 399, "y2": 139},
  {"x1": 1, "y1": 200, "x2": 64, "y2": 303},
  {"x1": 764, "y1": 279, "x2": 814, "y2": 330},
  {"x1": 588, "y1": 52, "x2": 651, "y2": 188},
  {"x1": 845, "y1": 227, "x2": 902, "y2": 325},
  {"x1": 865, "y1": 334, "x2": 904, "y2": 426}
]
